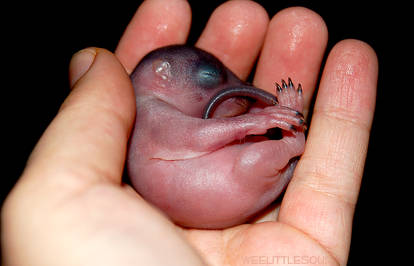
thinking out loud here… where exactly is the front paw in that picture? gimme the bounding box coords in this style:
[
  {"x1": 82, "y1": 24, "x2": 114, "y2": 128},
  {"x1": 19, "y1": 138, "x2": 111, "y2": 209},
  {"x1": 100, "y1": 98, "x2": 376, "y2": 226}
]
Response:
[{"x1": 244, "y1": 105, "x2": 305, "y2": 135}]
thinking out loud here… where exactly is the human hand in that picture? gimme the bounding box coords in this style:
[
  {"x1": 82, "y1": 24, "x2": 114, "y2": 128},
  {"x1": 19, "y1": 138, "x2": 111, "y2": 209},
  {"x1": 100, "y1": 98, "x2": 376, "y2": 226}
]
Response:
[{"x1": 1, "y1": 0, "x2": 377, "y2": 265}]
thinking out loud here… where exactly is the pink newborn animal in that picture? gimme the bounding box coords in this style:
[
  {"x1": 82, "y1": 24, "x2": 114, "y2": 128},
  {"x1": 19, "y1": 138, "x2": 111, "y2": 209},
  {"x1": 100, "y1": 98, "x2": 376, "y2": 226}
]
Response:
[{"x1": 127, "y1": 45, "x2": 305, "y2": 229}]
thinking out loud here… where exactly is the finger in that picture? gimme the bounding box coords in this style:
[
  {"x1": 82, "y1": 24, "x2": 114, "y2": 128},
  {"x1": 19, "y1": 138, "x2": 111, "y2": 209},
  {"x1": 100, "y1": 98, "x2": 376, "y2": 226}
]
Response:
[
  {"x1": 21, "y1": 48, "x2": 135, "y2": 196},
  {"x1": 115, "y1": 0, "x2": 191, "y2": 74},
  {"x1": 253, "y1": 7, "x2": 328, "y2": 116},
  {"x1": 278, "y1": 40, "x2": 378, "y2": 265},
  {"x1": 196, "y1": 0, "x2": 269, "y2": 80}
]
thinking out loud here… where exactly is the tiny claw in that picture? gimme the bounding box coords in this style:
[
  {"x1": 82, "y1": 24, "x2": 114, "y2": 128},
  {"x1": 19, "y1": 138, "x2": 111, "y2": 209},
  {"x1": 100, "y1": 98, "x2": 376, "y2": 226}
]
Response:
[
  {"x1": 295, "y1": 111, "x2": 304, "y2": 118},
  {"x1": 294, "y1": 119, "x2": 308, "y2": 131},
  {"x1": 275, "y1": 82, "x2": 282, "y2": 92},
  {"x1": 297, "y1": 84, "x2": 303, "y2": 95},
  {"x1": 302, "y1": 122, "x2": 308, "y2": 131},
  {"x1": 281, "y1": 79, "x2": 288, "y2": 89},
  {"x1": 288, "y1": 77, "x2": 294, "y2": 88}
]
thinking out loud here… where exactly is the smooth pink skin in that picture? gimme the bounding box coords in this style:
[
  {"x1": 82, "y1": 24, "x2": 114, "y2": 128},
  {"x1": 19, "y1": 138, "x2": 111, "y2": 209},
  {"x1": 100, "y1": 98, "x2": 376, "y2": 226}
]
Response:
[
  {"x1": 1, "y1": 1, "x2": 378, "y2": 265},
  {"x1": 127, "y1": 46, "x2": 305, "y2": 228}
]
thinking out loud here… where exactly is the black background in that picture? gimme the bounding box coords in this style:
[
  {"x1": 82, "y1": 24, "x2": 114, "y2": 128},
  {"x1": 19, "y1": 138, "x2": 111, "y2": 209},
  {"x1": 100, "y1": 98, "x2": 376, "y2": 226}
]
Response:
[{"x1": 2, "y1": 1, "x2": 406, "y2": 264}]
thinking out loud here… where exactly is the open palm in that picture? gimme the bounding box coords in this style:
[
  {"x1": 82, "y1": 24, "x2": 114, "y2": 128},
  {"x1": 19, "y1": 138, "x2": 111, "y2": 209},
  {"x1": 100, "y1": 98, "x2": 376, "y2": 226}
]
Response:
[{"x1": 2, "y1": 1, "x2": 377, "y2": 265}]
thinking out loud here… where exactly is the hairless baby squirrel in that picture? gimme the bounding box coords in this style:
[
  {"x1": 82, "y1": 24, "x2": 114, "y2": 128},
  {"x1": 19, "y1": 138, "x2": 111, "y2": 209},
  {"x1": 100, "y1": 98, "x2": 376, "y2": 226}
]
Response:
[{"x1": 127, "y1": 45, "x2": 306, "y2": 229}]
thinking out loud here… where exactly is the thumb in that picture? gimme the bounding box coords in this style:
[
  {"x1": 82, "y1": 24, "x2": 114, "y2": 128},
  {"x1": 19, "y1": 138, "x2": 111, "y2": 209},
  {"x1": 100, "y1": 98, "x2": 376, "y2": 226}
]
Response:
[
  {"x1": 68, "y1": 48, "x2": 97, "y2": 88},
  {"x1": 22, "y1": 48, "x2": 136, "y2": 195}
]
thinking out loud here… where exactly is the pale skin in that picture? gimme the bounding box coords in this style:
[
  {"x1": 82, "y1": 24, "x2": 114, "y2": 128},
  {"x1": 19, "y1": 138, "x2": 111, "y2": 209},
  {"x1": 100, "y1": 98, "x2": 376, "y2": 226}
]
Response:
[{"x1": 1, "y1": 0, "x2": 377, "y2": 265}]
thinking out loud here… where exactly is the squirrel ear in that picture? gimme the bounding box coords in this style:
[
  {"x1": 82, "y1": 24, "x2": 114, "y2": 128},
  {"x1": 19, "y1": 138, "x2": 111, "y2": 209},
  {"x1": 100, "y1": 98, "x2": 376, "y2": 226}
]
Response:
[{"x1": 152, "y1": 59, "x2": 172, "y2": 82}]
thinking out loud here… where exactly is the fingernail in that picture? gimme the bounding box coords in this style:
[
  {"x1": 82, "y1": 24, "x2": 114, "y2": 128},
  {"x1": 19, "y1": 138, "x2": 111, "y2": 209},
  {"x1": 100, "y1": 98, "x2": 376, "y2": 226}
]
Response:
[{"x1": 69, "y1": 48, "x2": 97, "y2": 88}]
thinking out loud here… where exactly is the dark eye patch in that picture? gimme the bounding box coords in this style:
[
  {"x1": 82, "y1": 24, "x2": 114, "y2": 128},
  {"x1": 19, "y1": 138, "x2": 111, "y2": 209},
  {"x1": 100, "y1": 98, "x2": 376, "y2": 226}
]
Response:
[{"x1": 194, "y1": 61, "x2": 226, "y2": 89}]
